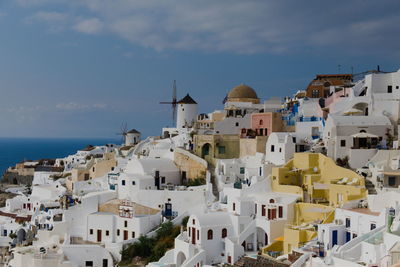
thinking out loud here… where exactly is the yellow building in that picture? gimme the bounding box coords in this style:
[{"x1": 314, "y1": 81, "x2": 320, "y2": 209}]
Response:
[
  {"x1": 193, "y1": 134, "x2": 240, "y2": 165},
  {"x1": 263, "y1": 153, "x2": 367, "y2": 256},
  {"x1": 271, "y1": 153, "x2": 366, "y2": 207},
  {"x1": 66, "y1": 152, "x2": 117, "y2": 190}
]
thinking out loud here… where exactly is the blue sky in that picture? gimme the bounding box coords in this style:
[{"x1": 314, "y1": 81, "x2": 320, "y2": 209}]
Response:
[{"x1": 0, "y1": 0, "x2": 399, "y2": 138}]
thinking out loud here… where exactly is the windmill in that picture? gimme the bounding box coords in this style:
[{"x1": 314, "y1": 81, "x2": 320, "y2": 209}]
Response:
[
  {"x1": 116, "y1": 122, "x2": 128, "y2": 145},
  {"x1": 160, "y1": 80, "x2": 178, "y2": 126}
]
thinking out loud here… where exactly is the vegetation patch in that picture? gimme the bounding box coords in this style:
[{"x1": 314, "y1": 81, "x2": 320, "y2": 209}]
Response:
[{"x1": 120, "y1": 218, "x2": 189, "y2": 266}]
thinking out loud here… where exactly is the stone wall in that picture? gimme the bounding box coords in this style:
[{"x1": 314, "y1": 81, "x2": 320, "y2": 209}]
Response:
[
  {"x1": 174, "y1": 148, "x2": 207, "y2": 180},
  {"x1": 1, "y1": 172, "x2": 33, "y2": 185}
]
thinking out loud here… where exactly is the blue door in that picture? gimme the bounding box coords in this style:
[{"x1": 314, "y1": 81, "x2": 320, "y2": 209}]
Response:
[
  {"x1": 346, "y1": 231, "x2": 351, "y2": 242},
  {"x1": 332, "y1": 230, "x2": 338, "y2": 246}
]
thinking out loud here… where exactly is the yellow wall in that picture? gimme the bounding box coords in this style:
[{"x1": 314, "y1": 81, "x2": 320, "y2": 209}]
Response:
[
  {"x1": 239, "y1": 136, "x2": 267, "y2": 157},
  {"x1": 271, "y1": 153, "x2": 366, "y2": 206},
  {"x1": 193, "y1": 134, "x2": 240, "y2": 164},
  {"x1": 174, "y1": 149, "x2": 207, "y2": 180}
]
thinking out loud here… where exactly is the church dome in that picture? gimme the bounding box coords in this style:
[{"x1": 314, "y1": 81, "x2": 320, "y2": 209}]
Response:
[{"x1": 227, "y1": 84, "x2": 259, "y2": 103}]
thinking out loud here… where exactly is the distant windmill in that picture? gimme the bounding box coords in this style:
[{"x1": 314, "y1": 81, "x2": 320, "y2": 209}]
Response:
[
  {"x1": 160, "y1": 80, "x2": 178, "y2": 126},
  {"x1": 116, "y1": 122, "x2": 128, "y2": 144}
]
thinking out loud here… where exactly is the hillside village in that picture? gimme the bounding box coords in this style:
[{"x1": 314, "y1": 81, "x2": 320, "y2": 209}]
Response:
[{"x1": 1, "y1": 69, "x2": 400, "y2": 267}]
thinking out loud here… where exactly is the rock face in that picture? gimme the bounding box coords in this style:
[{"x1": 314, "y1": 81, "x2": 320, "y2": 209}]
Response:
[{"x1": 1, "y1": 172, "x2": 33, "y2": 186}]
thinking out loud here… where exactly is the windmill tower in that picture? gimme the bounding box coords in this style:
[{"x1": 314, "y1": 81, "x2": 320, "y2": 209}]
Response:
[
  {"x1": 176, "y1": 94, "x2": 198, "y2": 131},
  {"x1": 160, "y1": 80, "x2": 178, "y2": 126}
]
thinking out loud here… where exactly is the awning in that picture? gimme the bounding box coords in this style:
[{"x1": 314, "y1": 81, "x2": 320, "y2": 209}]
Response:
[
  {"x1": 351, "y1": 132, "x2": 378, "y2": 138},
  {"x1": 383, "y1": 171, "x2": 400, "y2": 176},
  {"x1": 343, "y1": 108, "x2": 363, "y2": 115}
]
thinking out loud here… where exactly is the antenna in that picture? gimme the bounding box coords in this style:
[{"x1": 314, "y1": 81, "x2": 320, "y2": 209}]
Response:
[{"x1": 160, "y1": 80, "x2": 178, "y2": 126}]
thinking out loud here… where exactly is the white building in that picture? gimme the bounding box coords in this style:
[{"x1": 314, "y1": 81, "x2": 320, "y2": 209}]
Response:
[
  {"x1": 265, "y1": 132, "x2": 296, "y2": 166},
  {"x1": 125, "y1": 129, "x2": 141, "y2": 146},
  {"x1": 177, "y1": 94, "x2": 198, "y2": 132},
  {"x1": 323, "y1": 114, "x2": 393, "y2": 168}
]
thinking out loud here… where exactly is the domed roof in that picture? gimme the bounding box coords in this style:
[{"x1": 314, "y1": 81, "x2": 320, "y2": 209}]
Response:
[{"x1": 227, "y1": 84, "x2": 258, "y2": 100}]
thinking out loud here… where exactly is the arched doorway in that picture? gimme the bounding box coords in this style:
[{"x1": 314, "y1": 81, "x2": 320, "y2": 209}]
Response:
[
  {"x1": 256, "y1": 227, "x2": 268, "y2": 250},
  {"x1": 353, "y1": 102, "x2": 369, "y2": 116},
  {"x1": 176, "y1": 251, "x2": 187, "y2": 267},
  {"x1": 201, "y1": 143, "x2": 212, "y2": 158}
]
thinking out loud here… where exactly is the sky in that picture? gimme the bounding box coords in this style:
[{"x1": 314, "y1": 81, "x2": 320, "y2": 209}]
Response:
[{"x1": 0, "y1": 0, "x2": 399, "y2": 139}]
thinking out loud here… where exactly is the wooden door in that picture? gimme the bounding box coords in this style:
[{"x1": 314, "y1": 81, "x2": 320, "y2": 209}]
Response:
[
  {"x1": 97, "y1": 230, "x2": 102, "y2": 242},
  {"x1": 191, "y1": 227, "x2": 196, "y2": 244},
  {"x1": 124, "y1": 230, "x2": 128, "y2": 240}
]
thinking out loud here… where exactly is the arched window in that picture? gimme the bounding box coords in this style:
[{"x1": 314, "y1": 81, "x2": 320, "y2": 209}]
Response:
[
  {"x1": 259, "y1": 119, "x2": 263, "y2": 125},
  {"x1": 269, "y1": 199, "x2": 275, "y2": 203},
  {"x1": 222, "y1": 228, "x2": 227, "y2": 238},
  {"x1": 207, "y1": 229, "x2": 213, "y2": 240}
]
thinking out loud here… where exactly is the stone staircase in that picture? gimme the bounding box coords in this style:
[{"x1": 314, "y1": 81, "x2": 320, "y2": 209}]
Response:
[
  {"x1": 233, "y1": 257, "x2": 246, "y2": 267},
  {"x1": 365, "y1": 179, "x2": 377, "y2": 195},
  {"x1": 207, "y1": 164, "x2": 219, "y2": 198}
]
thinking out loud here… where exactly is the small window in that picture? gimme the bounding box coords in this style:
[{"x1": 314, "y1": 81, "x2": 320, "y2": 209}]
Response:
[
  {"x1": 279, "y1": 147, "x2": 282, "y2": 152},
  {"x1": 370, "y1": 223, "x2": 376, "y2": 230},
  {"x1": 222, "y1": 228, "x2": 227, "y2": 238},
  {"x1": 388, "y1": 85, "x2": 393, "y2": 93},
  {"x1": 271, "y1": 145, "x2": 275, "y2": 152},
  {"x1": 161, "y1": 177, "x2": 166, "y2": 183},
  {"x1": 235, "y1": 122, "x2": 239, "y2": 127},
  {"x1": 106, "y1": 230, "x2": 109, "y2": 236},
  {"x1": 132, "y1": 181, "x2": 135, "y2": 185},
  {"x1": 218, "y1": 146, "x2": 226, "y2": 154},
  {"x1": 269, "y1": 199, "x2": 275, "y2": 203},
  {"x1": 124, "y1": 221, "x2": 128, "y2": 227},
  {"x1": 240, "y1": 167, "x2": 245, "y2": 174},
  {"x1": 121, "y1": 180, "x2": 126, "y2": 186},
  {"x1": 340, "y1": 140, "x2": 346, "y2": 147},
  {"x1": 345, "y1": 218, "x2": 351, "y2": 228},
  {"x1": 388, "y1": 176, "x2": 396, "y2": 187},
  {"x1": 292, "y1": 137, "x2": 296, "y2": 143},
  {"x1": 259, "y1": 119, "x2": 263, "y2": 125},
  {"x1": 90, "y1": 229, "x2": 93, "y2": 235},
  {"x1": 352, "y1": 233, "x2": 357, "y2": 238},
  {"x1": 192, "y1": 219, "x2": 195, "y2": 225},
  {"x1": 207, "y1": 229, "x2": 213, "y2": 240},
  {"x1": 197, "y1": 230, "x2": 199, "y2": 240},
  {"x1": 132, "y1": 232, "x2": 135, "y2": 238},
  {"x1": 117, "y1": 229, "x2": 120, "y2": 236},
  {"x1": 278, "y1": 206, "x2": 283, "y2": 218},
  {"x1": 86, "y1": 261, "x2": 94, "y2": 267},
  {"x1": 92, "y1": 167, "x2": 95, "y2": 172},
  {"x1": 396, "y1": 86, "x2": 399, "y2": 89},
  {"x1": 233, "y1": 203, "x2": 236, "y2": 211}
]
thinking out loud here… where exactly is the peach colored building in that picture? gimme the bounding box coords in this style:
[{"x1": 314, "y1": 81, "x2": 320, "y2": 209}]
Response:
[{"x1": 241, "y1": 112, "x2": 283, "y2": 138}]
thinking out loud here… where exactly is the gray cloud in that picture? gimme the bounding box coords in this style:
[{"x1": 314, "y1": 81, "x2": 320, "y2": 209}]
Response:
[
  {"x1": 17, "y1": 0, "x2": 400, "y2": 55},
  {"x1": 73, "y1": 17, "x2": 103, "y2": 34}
]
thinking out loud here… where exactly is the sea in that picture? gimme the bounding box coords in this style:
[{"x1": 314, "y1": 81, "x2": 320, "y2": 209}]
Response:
[{"x1": 0, "y1": 137, "x2": 120, "y2": 177}]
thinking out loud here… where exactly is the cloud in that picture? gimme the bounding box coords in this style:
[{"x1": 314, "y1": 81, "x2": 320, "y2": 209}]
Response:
[
  {"x1": 56, "y1": 102, "x2": 107, "y2": 111},
  {"x1": 73, "y1": 18, "x2": 103, "y2": 34},
  {"x1": 25, "y1": 11, "x2": 69, "y2": 32},
  {"x1": 16, "y1": 0, "x2": 400, "y2": 55}
]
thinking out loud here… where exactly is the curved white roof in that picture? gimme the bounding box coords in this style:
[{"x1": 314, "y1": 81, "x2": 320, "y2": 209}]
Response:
[
  {"x1": 191, "y1": 212, "x2": 233, "y2": 227},
  {"x1": 125, "y1": 158, "x2": 178, "y2": 175}
]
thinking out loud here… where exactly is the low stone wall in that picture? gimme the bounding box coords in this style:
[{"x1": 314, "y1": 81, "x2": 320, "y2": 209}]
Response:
[
  {"x1": 240, "y1": 255, "x2": 290, "y2": 267},
  {"x1": 1, "y1": 172, "x2": 33, "y2": 185}
]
